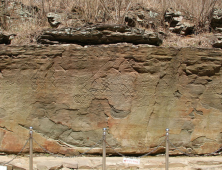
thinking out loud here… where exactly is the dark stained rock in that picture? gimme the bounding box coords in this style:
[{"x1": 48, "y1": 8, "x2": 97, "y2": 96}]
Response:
[
  {"x1": 209, "y1": 9, "x2": 222, "y2": 48},
  {"x1": 47, "y1": 12, "x2": 62, "y2": 28},
  {"x1": 12, "y1": 165, "x2": 26, "y2": 170},
  {"x1": 210, "y1": 8, "x2": 222, "y2": 30},
  {"x1": 0, "y1": 32, "x2": 16, "y2": 44},
  {"x1": 125, "y1": 3, "x2": 160, "y2": 29},
  {"x1": 212, "y1": 33, "x2": 222, "y2": 48},
  {"x1": 165, "y1": 8, "x2": 195, "y2": 35},
  {"x1": 165, "y1": 8, "x2": 183, "y2": 27},
  {"x1": 37, "y1": 24, "x2": 163, "y2": 46}
]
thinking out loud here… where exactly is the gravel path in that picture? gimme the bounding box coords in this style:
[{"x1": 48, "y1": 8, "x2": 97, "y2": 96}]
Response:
[{"x1": 1, "y1": 155, "x2": 222, "y2": 169}]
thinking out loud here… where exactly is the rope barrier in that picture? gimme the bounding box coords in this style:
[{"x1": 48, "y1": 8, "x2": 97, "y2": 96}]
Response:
[
  {"x1": 168, "y1": 139, "x2": 222, "y2": 157},
  {"x1": 2, "y1": 127, "x2": 222, "y2": 170},
  {"x1": 168, "y1": 140, "x2": 197, "y2": 157},
  {"x1": 33, "y1": 137, "x2": 103, "y2": 158},
  {"x1": 204, "y1": 145, "x2": 222, "y2": 156},
  {"x1": 0, "y1": 138, "x2": 29, "y2": 166},
  {"x1": 138, "y1": 138, "x2": 166, "y2": 158},
  {"x1": 105, "y1": 141, "x2": 125, "y2": 157},
  {"x1": 105, "y1": 137, "x2": 166, "y2": 158}
]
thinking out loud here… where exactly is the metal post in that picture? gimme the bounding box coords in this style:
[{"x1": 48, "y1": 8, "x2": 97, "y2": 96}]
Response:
[
  {"x1": 29, "y1": 127, "x2": 33, "y2": 170},
  {"x1": 165, "y1": 128, "x2": 169, "y2": 170},
  {"x1": 102, "y1": 128, "x2": 106, "y2": 170}
]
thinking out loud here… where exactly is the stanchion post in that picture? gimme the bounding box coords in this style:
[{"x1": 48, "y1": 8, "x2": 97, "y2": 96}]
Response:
[
  {"x1": 29, "y1": 127, "x2": 33, "y2": 170},
  {"x1": 165, "y1": 128, "x2": 169, "y2": 170},
  {"x1": 102, "y1": 128, "x2": 106, "y2": 170}
]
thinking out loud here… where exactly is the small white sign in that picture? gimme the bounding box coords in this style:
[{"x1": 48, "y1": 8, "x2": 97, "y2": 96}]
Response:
[
  {"x1": 123, "y1": 157, "x2": 140, "y2": 165},
  {"x1": 0, "y1": 165, "x2": 7, "y2": 170}
]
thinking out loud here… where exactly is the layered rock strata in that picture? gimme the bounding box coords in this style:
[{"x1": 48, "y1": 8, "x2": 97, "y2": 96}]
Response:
[
  {"x1": 211, "y1": 9, "x2": 222, "y2": 48},
  {"x1": 0, "y1": 44, "x2": 222, "y2": 156},
  {"x1": 37, "y1": 24, "x2": 162, "y2": 46},
  {"x1": 164, "y1": 8, "x2": 195, "y2": 35},
  {"x1": 125, "y1": 4, "x2": 160, "y2": 29}
]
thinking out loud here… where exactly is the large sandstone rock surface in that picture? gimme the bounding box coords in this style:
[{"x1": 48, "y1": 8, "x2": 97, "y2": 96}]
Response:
[{"x1": 0, "y1": 44, "x2": 222, "y2": 156}]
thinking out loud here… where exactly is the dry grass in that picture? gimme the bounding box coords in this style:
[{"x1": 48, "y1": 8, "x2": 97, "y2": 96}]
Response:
[
  {"x1": 13, "y1": 0, "x2": 222, "y2": 24},
  {"x1": 162, "y1": 32, "x2": 217, "y2": 48},
  {"x1": 2, "y1": 0, "x2": 222, "y2": 45}
]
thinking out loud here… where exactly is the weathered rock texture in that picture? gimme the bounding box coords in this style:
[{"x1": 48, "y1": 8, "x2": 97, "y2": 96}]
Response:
[
  {"x1": 210, "y1": 8, "x2": 222, "y2": 31},
  {"x1": 211, "y1": 9, "x2": 222, "y2": 48},
  {"x1": 37, "y1": 24, "x2": 163, "y2": 46},
  {"x1": 47, "y1": 12, "x2": 62, "y2": 28},
  {"x1": 164, "y1": 8, "x2": 195, "y2": 35},
  {"x1": 125, "y1": 4, "x2": 160, "y2": 29},
  {"x1": 0, "y1": 44, "x2": 222, "y2": 156}
]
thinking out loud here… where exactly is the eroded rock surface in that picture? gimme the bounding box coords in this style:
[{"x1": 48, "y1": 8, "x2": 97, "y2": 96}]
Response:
[
  {"x1": 37, "y1": 24, "x2": 163, "y2": 46},
  {"x1": 0, "y1": 44, "x2": 222, "y2": 156}
]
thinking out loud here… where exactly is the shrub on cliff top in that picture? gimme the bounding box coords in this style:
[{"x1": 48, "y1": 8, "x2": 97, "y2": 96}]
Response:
[{"x1": 0, "y1": 0, "x2": 222, "y2": 46}]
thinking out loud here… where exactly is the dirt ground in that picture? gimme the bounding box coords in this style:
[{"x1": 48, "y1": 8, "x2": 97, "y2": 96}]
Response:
[{"x1": 1, "y1": 155, "x2": 222, "y2": 169}]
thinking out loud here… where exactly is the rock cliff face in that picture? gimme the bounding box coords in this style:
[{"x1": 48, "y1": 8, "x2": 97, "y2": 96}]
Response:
[{"x1": 0, "y1": 44, "x2": 222, "y2": 155}]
